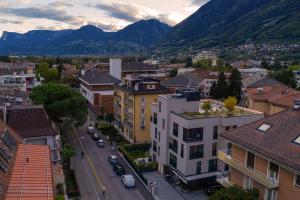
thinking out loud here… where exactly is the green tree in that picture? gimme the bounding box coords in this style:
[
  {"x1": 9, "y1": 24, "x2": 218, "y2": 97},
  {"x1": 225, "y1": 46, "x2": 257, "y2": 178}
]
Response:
[
  {"x1": 105, "y1": 114, "x2": 114, "y2": 126},
  {"x1": 169, "y1": 69, "x2": 178, "y2": 77},
  {"x1": 62, "y1": 76, "x2": 80, "y2": 88},
  {"x1": 209, "y1": 81, "x2": 218, "y2": 98},
  {"x1": 216, "y1": 72, "x2": 228, "y2": 99},
  {"x1": 201, "y1": 101, "x2": 212, "y2": 116},
  {"x1": 209, "y1": 185, "x2": 259, "y2": 200},
  {"x1": 228, "y1": 68, "x2": 242, "y2": 101},
  {"x1": 61, "y1": 143, "x2": 75, "y2": 175},
  {"x1": 271, "y1": 69, "x2": 297, "y2": 89},
  {"x1": 224, "y1": 96, "x2": 237, "y2": 115},
  {"x1": 36, "y1": 62, "x2": 50, "y2": 78},
  {"x1": 30, "y1": 83, "x2": 87, "y2": 126},
  {"x1": 44, "y1": 68, "x2": 59, "y2": 83}
]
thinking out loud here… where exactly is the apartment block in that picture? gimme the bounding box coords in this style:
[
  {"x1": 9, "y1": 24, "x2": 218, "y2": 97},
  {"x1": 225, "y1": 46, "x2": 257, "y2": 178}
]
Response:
[
  {"x1": 114, "y1": 75, "x2": 170, "y2": 144},
  {"x1": 150, "y1": 91, "x2": 263, "y2": 188},
  {"x1": 218, "y1": 101, "x2": 300, "y2": 200}
]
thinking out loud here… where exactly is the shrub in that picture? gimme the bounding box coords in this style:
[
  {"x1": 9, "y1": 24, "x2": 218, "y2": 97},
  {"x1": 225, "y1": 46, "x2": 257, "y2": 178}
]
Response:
[
  {"x1": 56, "y1": 183, "x2": 64, "y2": 195},
  {"x1": 55, "y1": 195, "x2": 65, "y2": 200}
]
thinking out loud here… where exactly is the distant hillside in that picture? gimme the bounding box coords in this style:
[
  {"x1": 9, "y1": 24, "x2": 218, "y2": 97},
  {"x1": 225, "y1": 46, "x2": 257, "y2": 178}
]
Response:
[
  {"x1": 157, "y1": 0, "x2": 300, "y2": 55},
  {"x1": 0, "y1": 19, "x2": 171, "y2": 56}
]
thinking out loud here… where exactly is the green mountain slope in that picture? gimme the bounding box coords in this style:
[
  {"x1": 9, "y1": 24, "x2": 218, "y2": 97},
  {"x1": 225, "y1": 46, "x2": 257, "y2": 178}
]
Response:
[{"x1": 158, "y1": 0, "x2": 300, "y2": 54}]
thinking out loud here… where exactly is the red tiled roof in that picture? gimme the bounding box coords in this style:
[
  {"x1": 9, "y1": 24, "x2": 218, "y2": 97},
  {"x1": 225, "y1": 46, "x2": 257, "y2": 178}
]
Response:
[
  {"x1": 221, "y1": 108, "x2": 300, "y2": 172},
  {"x1": 5, "y1": 144, "x2": 54, "y2": 200}
]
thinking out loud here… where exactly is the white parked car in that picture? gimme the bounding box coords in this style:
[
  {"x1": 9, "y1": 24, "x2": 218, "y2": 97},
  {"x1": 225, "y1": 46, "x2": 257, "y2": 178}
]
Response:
[
  {"x1": 97, "y1": 139, "x2": 105, "y2": 147},
  {"x1": 87, "y1": 125, "x2": 95, "y2": 134},
  {"x1": 121, "y1": 174, "x2": 136, "y2": 188}
]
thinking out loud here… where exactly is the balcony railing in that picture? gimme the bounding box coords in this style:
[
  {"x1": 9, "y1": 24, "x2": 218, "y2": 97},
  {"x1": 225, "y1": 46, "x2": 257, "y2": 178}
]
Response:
[
  {"x1": 216, "y1": 172, "x2": 233, "y2": 188},
  {"x1": 218, "y1": 149, "x2": 279, "y2": 189}
]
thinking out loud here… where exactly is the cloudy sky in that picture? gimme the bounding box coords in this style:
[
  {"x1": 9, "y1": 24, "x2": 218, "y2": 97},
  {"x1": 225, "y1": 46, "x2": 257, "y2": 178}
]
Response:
[{"x1": 0, "y1": 0, "x2": 209, "y2": 35}]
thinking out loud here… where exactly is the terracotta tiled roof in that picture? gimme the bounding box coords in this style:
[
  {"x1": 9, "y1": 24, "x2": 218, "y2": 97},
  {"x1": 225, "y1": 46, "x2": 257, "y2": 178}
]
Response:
[
  {"x1": 6, "y1": 105, "x2": 57, "y2": 138},
  {"x1": 192, "y1": 69, "x2": 219, "y2": 79},
  {"x1": 247, "y1": 79, "x2": 300, "y2": 108},
  {"x1": 221, "y1": 108, "x2": 300, "y2": 172},
  {"x1": 5, "y1": 144, "x2": 54, "y2": 200}
]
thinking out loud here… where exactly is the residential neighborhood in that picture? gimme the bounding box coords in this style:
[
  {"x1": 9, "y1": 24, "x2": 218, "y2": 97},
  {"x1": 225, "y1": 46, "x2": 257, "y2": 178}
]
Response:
[{"x1": 0, "y1": 0, "x2": 300, "y2": 200}]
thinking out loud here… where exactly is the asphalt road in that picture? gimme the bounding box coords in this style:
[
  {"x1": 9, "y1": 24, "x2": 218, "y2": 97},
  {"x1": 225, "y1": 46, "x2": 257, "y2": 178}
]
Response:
[{"x1": 66, "y1": 122, "x2": 153, "y2": 200}]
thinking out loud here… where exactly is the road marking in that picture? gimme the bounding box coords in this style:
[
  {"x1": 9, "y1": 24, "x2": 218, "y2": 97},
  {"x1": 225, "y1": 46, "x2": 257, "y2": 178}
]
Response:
[{"x1": 72, "y1": 126, "x2": 106, "y2": 196}]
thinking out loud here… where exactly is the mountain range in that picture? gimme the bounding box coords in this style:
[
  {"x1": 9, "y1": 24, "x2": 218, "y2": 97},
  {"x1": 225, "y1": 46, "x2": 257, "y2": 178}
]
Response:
[
  {"x1": 1, "y1": 0, "x2": 300, "y2": 56},
  {"x1": 158, "y1": 0, "x2": 300, "y2": 55},
  {"x1": 0, "y1": 19, "x2": 171, "y2": 56}
]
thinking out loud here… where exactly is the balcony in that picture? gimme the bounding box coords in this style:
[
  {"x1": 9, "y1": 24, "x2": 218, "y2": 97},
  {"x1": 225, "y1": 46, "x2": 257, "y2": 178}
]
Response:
[
  {"x1": 216, "y1": 172, "x2": 233, "y2": 188},
  {"x1": 218, "y1": 149, "x2": 279, "y2": 189}
]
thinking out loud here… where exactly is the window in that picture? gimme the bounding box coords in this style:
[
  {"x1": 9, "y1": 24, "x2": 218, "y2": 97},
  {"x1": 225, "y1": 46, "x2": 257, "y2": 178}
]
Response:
[
  {"x1": 189, "y1": 145, "x2": 203, "y2": 160},
  {"x1": 155, "y1": 128, "x2": 157, "y2": 139},
  {"x1": 159, "y1": 101, "x2": 161, "y2": 112},
  {"x1": 246, "y1": 152, "x2": 255, "y2": 169},
  {"x1": 243, "y1": 176, "x2": 253, "y2": 190},
  {"x1": 213, "y1": 126, "x2": 218, "y2": 140},
  {"x1": 173, "y1": 123, "x2": 178, "y2": 137},
  {"x1": 153, "y1": 113, "x2": 157, "y2": 124},
  {"x1": 183, "y1": 128, "x2": 203, "y2": 141},
  {"x1": 268, "y1": 162, "x2": 279, "y2": 182},
  {"x1": 180, "y1": 144, "x2": 184, "y2": 158},
  {"x1": 224, "y1": 164, "x2": 229, "y2": 171},
  {"x1": 257, "y1": 123, "x2": 272, "y2": 132},
  {"x1": 212, "y1": 143, "x2": 217, "y2": 156},
  {"x1": 162, "y1": 119, "x2": 165, "y2": 130},
  {"x1": 158, "y1": 131, "x2": 161, "y2": 142},
  {"x1": 141, "y1": 97, "x2": 145, "y2": 102},
  {"x1": 196, "y1": 161, "x2": 201, "y2": 174},
  {"x1": 169, "y1": 138, "x2": 178, "y2": 153},
  {"x1": 141, "y1": 108, "x2": 145, "y2": 114},
  {"x1": 141, "y1": 120, "x2": 145, "y2": 129},
  {"x1": 169, "y1": 153, "x2": 177, "y2": 168},
  {"x1": 208, "y1": 159, "x2": 218, "y2": 172},
  {"x1": 295, "y1": 174, "x2": 300, "y2": 187},
  {"x1": 266, "y1": 189, "x2": 277, "y2": 200},
  {"x1": 158, "y1": 146, "x2": 160, "y2": 156},
  {"x1": 152, "y1": 140, "x2": 157, "y2": 152}
]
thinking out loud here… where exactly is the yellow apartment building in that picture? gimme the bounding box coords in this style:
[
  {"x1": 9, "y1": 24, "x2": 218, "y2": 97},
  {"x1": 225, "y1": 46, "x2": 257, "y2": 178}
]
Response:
[{"x1": 114, "y1": 75, "x2": 170, "y2": 143}]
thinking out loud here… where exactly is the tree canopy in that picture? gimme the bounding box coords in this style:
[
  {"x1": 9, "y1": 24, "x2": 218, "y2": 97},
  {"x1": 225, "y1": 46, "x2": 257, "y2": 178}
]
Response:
[
  {"x1": 209, "y1": 185, "x2": 259, "y2": 200},
  {"x1": 30, "y1": 83, "x2": 87, "y2": 126},
  {"x1": 271, "y1": 69, "x2": 297, "y2": 89},
  {"x1": 36, "y1": 62, "x2": 59, "y2": 83},
  {"x1": 227, "y1": 68, "x2": 242, "y2": 101}
]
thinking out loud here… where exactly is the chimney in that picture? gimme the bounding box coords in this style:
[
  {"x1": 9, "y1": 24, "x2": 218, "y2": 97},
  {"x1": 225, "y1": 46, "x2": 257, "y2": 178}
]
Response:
[
  {"x1": 257, "y1": 88, "x2": 263, "y2": 94},
  {"x1": 109, "y1": 58, "x2": 122, "y2": 80},
  {"x1": 293, "y1": 99, "x2": 300, "y2": 111}
]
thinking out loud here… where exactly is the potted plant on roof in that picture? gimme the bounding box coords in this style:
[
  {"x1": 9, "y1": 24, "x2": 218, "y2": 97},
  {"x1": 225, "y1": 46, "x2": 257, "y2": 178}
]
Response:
[
  {"x1": 202, "y1": 101, "x2": 212, "y2": 116},
  {"x1": 224, "y1": 96, "x2": 237, "y2": 116}
]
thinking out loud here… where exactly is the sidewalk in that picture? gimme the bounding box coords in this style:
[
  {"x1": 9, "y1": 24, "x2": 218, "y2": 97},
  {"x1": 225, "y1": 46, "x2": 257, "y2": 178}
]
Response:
[{"x1": 143, "y1": 171, "x2": 207, "y2": 200}]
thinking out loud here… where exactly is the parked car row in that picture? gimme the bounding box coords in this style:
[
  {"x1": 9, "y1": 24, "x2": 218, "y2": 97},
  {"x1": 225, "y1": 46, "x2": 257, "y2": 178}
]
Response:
[
  {"x1": 87, "y1": 125, "x2": 105, "y2": 147},
  {"x1": 107, "y1": 155, "x2": 135, "y2": 188}
]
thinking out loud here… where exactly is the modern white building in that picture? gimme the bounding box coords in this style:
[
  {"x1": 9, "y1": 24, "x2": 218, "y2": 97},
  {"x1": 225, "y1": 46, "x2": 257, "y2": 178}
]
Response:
[
  {"x1": 239, "y1": 68, "x2": 267, "y2": 87},
  {"x1": 150, "y1": 90, "x2": 264, "y2": 188}
]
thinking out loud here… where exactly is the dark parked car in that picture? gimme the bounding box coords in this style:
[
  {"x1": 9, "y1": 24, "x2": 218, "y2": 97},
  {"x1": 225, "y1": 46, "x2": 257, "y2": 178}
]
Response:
[
  {"x1": 204, "y1": 182, "x2": 223, "y2": 196},
  {"x1": 108, "y1": 155, "x2": 119, "y2": 165},
  {"x1": 113, "y1": 164, "x2": 125, "y2": 175}
]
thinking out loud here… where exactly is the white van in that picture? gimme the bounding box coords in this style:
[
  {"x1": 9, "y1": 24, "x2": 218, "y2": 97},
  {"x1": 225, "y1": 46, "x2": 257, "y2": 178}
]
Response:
[{"x1": 121, "y1": 174, "x2": 135, "y2": 188}]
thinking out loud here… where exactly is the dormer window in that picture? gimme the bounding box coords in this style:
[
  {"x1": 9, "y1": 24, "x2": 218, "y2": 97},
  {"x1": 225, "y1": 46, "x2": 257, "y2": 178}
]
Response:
[
  {"x1": 292, "y1": 135, "x2": 300, "y2": 145},
  {"x1": 257, "y1": 123, "x2": 272, "y2": 132}
]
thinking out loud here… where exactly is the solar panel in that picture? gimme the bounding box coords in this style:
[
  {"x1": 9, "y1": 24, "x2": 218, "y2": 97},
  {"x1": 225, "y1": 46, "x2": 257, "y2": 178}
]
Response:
[
  {"x1": 0, "y1": 160, "x2": 8, "y2": 173},
  {"x1": 0, "y1": 147, "x2": 10, "y2": 163},
  {"x1": 1, "y1": 130, "x2": 16, "y2": 151}
]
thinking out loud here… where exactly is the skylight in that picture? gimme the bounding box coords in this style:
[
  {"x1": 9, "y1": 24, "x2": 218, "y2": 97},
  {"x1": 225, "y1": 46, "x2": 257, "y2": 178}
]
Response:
[
  {"x1": 293, "y1": 136, "x2": 300, "y2": 145},
  {"x1": 257, "y1": 123, "x2": 272, "y2": 132}
]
